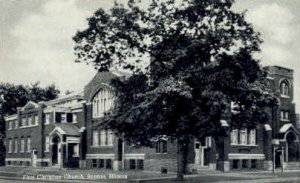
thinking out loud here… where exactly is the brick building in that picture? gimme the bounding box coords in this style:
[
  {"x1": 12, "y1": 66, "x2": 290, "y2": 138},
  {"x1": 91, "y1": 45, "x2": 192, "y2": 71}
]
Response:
[{"x1": 4, "y1": 65, "x2": 300, "y2": 172}]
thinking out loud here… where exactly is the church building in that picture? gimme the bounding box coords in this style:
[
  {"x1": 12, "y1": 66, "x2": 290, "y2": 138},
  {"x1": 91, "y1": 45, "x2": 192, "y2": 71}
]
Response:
[{"x1": 4, "y1": 65, "x2": 300, "y2": 172}]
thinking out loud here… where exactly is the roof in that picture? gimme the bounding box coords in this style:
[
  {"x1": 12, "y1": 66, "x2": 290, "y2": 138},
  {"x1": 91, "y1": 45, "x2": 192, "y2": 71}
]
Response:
[
  {"x1": 279, "y1": 123, "x2": 299, "y2": 134},
  {"x1": 50, "y1": 123, "x2": 80, "y2": 136}
]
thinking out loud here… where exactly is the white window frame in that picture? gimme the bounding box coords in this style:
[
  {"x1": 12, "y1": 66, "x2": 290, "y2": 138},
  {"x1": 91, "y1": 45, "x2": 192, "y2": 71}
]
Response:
[
  {"x1": 14, "y1": 138, "x2": 18, "y2": 153},
  {"x1": 8, "y1": 139, "x2": 12, "y2": 153},
  {"x1": 231, "y1": 129, "x2": 238, "y2": 145},
  {"x1": 92, "y1": 130, "x2": 99, "y2": 146},
  {"x1": 45, "y1": 113, "x2": 50, "y2": 125},
  {"x1": 249, "y1": 129, "x2": 256, "y2": 145},
  {"x1": 73, "y1": 113, "x2": 77, "y2": 123},
  {"x1": 27, "y1": 137, "x2": 31, "y2": 153},
  {"x1": 20, "y1": 138, "x2": 25, "y2": 153},
  {"x1": 45, "y1": 136, "x2": 50, "y2": 152},
  {"x1": 239, "y1": 128, "x2": 247, "y2": 145}
]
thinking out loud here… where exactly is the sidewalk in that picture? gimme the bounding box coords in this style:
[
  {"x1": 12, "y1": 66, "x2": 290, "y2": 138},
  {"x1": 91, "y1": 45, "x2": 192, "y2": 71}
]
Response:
[{"x1": 0, "y1": 166, "x2": 299, "y2": 183}]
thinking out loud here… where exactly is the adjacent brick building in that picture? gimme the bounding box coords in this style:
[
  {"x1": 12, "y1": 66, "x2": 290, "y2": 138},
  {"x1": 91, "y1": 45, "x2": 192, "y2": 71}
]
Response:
[{"x1": 4, "y1": 65, "x2": 300, "y2": 172}]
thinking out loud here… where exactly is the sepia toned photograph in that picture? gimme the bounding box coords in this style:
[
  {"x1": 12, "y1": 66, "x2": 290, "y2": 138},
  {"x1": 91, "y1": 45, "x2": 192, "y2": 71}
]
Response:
[{"x1": 0, "y1": 0, "x2": 299, "y2": 182}]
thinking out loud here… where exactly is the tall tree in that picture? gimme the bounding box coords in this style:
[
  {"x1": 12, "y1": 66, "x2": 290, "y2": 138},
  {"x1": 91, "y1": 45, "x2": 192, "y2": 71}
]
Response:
[
  {"x1": 73, "y1": 0, "x2": 277, "y2": 179},
  {"x1": 0, "y1": 82, "x2": 60, "y2": 115}
]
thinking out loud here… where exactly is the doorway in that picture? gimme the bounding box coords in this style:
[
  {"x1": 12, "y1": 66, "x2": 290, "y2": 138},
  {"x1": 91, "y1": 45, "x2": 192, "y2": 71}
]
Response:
[{"x1": 52, "y1": 135, "x2": 61, "y2": 166}]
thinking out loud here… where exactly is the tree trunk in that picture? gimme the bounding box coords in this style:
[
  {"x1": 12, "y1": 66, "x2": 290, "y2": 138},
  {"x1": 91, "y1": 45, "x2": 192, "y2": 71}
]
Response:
[{"x1": 177, "y1": 138, "x2": 184, "y2": 181}]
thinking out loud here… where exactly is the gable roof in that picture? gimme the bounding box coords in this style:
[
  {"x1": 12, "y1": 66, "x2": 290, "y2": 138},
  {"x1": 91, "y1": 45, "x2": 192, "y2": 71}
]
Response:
[
  {"x1": 84, "y1": 72, "x2": 118, "y2": 101},
  {"x1": 50, "y1": 123, "x2": 80, "y2": 136},
  {"x1": 23, "y1": 101, "x2": 39, "y2": 110}
]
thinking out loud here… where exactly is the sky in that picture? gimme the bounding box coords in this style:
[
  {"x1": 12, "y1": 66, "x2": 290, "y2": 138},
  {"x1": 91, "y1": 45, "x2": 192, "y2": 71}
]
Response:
[{"x1": 0, "y1": 0, "x2": 299, "y2": 113}]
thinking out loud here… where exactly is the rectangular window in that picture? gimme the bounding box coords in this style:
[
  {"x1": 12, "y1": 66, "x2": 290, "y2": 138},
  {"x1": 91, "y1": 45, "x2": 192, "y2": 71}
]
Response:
[
  {"x1": 34, "y1": 115, "x2": 38, "y2": 125},
  {"x1": 129, "y1": 159, "x2": 136, "y2": 170},
  {"x1": 156, "y1": 140, "x2": 167, "y2": 153},
  {"x1": 21, "y1": 118, "x2": 26, "y2": 127},
  {"x1": 232, "y1": 159, "x2": 239, "y2": 169},
  {"x1": 92, "y1": 159, "x2": 97, "y2": 168},
  {"x1": 45, "y1": 113, "x2": 50, "y2": 124},
  {"x1": 239, "y1": 129, "x2": 247, "y2": 145},
  {"x1": 106, "y1": 159, "x2": 112, "y2": 169},
  {"x1": 92, "y1": 130, "x2": 99, "y2": 146},
  {"x1": 61, "y1": 113, "x2": 67, "y2": 123},
  {"x1": 20, "y1": 138, "x2": 25, "y2": 153},
  {"x1": 27, "y1": 137, "x2": 31, "y2": 153},
  {"x1": 73, "y1": 113, "x2": 77, "y2": 123},
  {"x1": 107, "y1": 130, "x2": 113, "y2": 146},
  {"x1": 231, "y1": 129, "x2": 238, "y2": 144},
  {"x1": 251, "y1": 159, "x2": 257, "y2": 168},
  {"x1": 242, "y1": 159, "x2": 248, "y2": 168},
  {"x1": 14, "y1": 138, "x2": 18, "y2": 153},
  {"x1": 249, "y1": 129, "x2": 256, "y2": 145},
  {"x1": 8, "y1": 121, "x2": 12, "y2": 130},
  {"x1": 137, "y1": 159, "x2": 144, "y2": 170},
  {"x1": 99, "y1": 159, "x2": 104, "y2": 168},
  {"x1": 15, "y1": 120, "x2": 18, "y2": 129},
  {"x1": 8, "y1": 139, "x2": 12, "y2": 153},
  {"x1": 100, "y1": 130, "x2": 105, "y2": 146},
  {"x1": 45, "y1": 136, "x2": 50, "y2": 152}
]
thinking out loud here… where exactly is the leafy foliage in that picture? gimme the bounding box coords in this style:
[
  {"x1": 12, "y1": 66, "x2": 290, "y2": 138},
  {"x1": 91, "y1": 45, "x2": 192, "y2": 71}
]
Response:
[
  {"x1": 74, "y1": 0, "x2": 277, "y2": 177},
  {"x1": 0, "y1": 82, "x2": 60, "y2": 115}
]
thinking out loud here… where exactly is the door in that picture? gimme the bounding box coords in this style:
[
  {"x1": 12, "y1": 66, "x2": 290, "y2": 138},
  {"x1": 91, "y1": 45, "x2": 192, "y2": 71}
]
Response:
[
  {"x1": 195, "y1": 138, "x2": 207, "y2": 166},
  {"x1": 32, "y1": 149, "x2": 37, "y2": 167},
  {"x1": 57, "y1": 143, "x2": 62, "y2": 166}
]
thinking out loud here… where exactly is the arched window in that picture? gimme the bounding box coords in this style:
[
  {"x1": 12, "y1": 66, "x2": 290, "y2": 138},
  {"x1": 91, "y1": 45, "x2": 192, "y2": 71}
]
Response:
[
  {"x1": 92, "y1": 87, "x2": 114, "y2": 118},
  {"x1": 280, "y1": 80, "x2": 290, "y2": 96}
]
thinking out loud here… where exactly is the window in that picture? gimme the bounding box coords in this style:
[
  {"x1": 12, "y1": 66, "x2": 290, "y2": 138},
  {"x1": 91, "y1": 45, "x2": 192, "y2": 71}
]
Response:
[
  {"x1": 137, "y1": 159, "x2": 144, "y2": 170},
  {"x1": 249, "y1": 129, "x2": 256, "y2": 145},
  {"x1": 106, "y1": 159, "x2": 112, "y2": 169},
  {"x1": 14, "y1": 120, "x2": 18, "y2": 129},
  {"x1": 107, "y1": 130, "x2": 113, "y2": 146},
  {"x1": 21, "y1": 118, "x2": 26, "y2": 127},
  {"x1": 28, "y1": 116, "x2": 34, "y2": 126},
  {"x1": 93, "y1": 129, "x2": 114, "y2": 146},
  {"x1": 242, "y1": 159, "x2": 248, "y2": 168},
  {"x1": 8, "y1": 121, "x2": 12, "y2": 130},
  {"x1": 45, "y1": 136, "x2": 50, "y2": 152},
  {"x1": 280, "y1": 110, "x2": 289, "y2": 120},
  {"x1": 251, "y1": 159, "x2": 257, "y2": 168},
  {"x1": 34, "y1": 115, "x2": 38, "y2": 125},
  {"x1": 232, "y1": 159, "x2": 239, "y2": 169},
  {"x1": 280, "y1": 81, "x2": 289, "y2": 96},
  {"x1": 92, "y1": 88, "x2": 114, "y2": 118},
  {"x1": 45, "y1": 113, "x2": 50, "y2": 124},
  {"x1": 231, "y1": 128, "x2": 257, "y2": 146},
  {"x1": 20, "y1": 138, "x2": 25, "y2": 153},
  {"x1": 92, "y1": 159, "x2": 97, "y2": 168},
  {"x1": 73, "y1": 113, "x2": 77, "y2": 123},
  {"x1": 61, "y1": 113, "x2": 67, "y2": 123},
  {"x1": 27, "y1": 137, "x2": 31, "y2": 152},
  {"x1": 230, "y1": 129, "x2": 238, "y2": 144},
  {"x1": 239, "y1": 129, "x2": 247, "y2": 145},
  {"x1": 14, "y1": 138, "x2": 18, "y2": 153},
  {"x1": 129, "y1": 159, "x2": 136, "y2": 170},
  {"x1": 99, "y1": 159, "x2": 104, "y2": 168},
  {"x1": 92, "y1": 130, "x2": 99, "y2": 146},
  {"x1": 100, "y1": 130, "x2": 106, "y2": 146},
  {"x1": 156, "y1": 140, "x2": 167, "y2": 153},
  {"x1": 8, "y1": 139, "x2": 12, "y2": 153}
]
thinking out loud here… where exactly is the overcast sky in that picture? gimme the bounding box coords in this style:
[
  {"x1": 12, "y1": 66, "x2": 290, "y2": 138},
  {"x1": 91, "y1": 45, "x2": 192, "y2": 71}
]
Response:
[{"x1": 0, "y1": 0, "x2": 299, "y2": 113}]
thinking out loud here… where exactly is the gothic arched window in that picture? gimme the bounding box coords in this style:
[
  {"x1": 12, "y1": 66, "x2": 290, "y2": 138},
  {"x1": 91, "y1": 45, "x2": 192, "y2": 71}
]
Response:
[
  {"x1": 92, "y1": 87, "x2": 114, "y2": 118},
  {"x1": 280, "y1": 80, "x2": 290, "y2": 96}
]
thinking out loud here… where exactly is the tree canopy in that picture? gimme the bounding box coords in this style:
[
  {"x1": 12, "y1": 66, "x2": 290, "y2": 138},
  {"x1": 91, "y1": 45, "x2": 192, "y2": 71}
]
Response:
[
  {"x1": 0, "y1": 82, "x2": 60, "y2": 115},
  {"x1": 73, "y1": 0, "x2": 277, "y2": 179}
]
